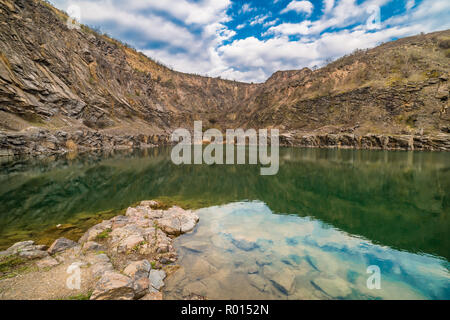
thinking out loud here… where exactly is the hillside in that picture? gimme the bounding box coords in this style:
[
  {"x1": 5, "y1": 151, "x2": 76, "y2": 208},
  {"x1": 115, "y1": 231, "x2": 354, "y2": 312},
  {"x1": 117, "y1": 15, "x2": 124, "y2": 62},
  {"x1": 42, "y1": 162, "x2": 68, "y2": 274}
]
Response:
[
  {"x1": 0, "y1": 0, "x2": 449, "y2": 155},
  {"x1": 239, "y1": 31, "x2": 450, "y2": 137}
]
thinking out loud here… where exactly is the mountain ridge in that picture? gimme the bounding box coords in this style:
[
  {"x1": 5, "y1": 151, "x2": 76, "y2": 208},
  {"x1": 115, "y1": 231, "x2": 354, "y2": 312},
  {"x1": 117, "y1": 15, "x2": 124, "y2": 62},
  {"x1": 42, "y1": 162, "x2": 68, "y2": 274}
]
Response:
[{"x1": 0, "y1": 0, "x2": 449, "y2": 155}]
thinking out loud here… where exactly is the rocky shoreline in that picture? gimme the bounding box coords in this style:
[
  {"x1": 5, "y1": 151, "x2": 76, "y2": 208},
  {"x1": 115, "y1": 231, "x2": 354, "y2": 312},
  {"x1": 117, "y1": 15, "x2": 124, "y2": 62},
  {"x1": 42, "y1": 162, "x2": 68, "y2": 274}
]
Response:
[
  {"x1": 280, "y1": 132, "x2": 450, "y2": 151},
  {"x1": 0, "y1": 129, "x2": 172, "y2": 157},
  {"x1": 0, "y1": 200, "x2": 199, "y2": 300},
  {"x1": 1, "y1": 128, "x2": 449, "y2": 157}
]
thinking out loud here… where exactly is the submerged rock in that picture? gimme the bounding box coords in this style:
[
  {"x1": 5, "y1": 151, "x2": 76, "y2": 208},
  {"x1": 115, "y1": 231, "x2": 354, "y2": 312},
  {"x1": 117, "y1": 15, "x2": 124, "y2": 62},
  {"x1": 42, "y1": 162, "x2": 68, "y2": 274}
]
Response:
[
  {"x1": 149, "y1": 269, "x2": 166, "y2": 290},
  {"x1": 231, "y1": 238, "x2": 259, "y2": 252},
  {"x1": 312, "y1": 277, "x2": 352, "y2": 298}
]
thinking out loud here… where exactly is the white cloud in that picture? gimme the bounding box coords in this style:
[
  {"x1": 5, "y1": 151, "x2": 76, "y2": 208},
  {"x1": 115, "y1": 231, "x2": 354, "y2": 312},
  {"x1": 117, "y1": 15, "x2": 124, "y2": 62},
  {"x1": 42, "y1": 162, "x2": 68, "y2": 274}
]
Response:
[
  {"x1": 323, "y1": 0, "x2": 335, "y2": 13},
  {"x1": 406, "y1": 0, "x2": 415, "y2": 11},
  {"x1": 240, "y1": 3, "x2": 255, "y2": 14},
  {"x1": 250, "y1": 14, "x2": 270, "y2": 26},
  {"x1": 49, "y1": 0, "x2": 450, "y2": 83},
  {"x1": 281, "y1": 1, "x2": 314, "y2": 16}
]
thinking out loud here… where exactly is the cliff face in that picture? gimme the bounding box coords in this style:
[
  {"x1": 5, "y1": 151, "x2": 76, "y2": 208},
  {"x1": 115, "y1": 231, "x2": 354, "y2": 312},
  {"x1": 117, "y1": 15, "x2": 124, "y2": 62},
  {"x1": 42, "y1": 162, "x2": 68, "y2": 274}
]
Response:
[
  {"x1": 0, "y1": 0, "x2": 449, "y2": 155},
  {"x1": 239, "y1": 33, "x2": 450, "y2": 136},
  {"x1": 0, "y1": 0, "x2": 255, "y2": 133}
]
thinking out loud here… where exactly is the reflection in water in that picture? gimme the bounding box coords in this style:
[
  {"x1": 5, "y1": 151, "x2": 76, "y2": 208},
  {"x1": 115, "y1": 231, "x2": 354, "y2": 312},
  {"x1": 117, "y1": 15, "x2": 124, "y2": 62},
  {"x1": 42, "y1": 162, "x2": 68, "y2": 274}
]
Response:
[
  {"x1": 0, "y1": 147, "x2": 448, "y2": 259},
  {"x1": 0, "y1": 147, "x2": 449, "y2": 299},
  {"x1": 164, "y1": 201, "x2": 450, "y2": 300}
]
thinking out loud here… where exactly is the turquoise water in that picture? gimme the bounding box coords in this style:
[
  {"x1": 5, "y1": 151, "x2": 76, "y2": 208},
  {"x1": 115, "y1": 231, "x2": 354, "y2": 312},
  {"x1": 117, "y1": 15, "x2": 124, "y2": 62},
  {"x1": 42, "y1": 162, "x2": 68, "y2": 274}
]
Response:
[
  {"x1": 0, "y1": 147, "x2": 449, "y2": 299},
  {"x1": 164, "y1": 201, "x2": 449, "y2": 300}
]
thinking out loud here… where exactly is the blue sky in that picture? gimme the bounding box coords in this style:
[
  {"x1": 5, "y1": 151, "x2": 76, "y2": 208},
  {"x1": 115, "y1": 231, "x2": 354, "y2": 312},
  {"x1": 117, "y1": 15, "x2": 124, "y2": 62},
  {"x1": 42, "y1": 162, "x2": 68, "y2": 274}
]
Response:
[{"x1": 49, "y1": 0, "x2": 450, "y2": 82}]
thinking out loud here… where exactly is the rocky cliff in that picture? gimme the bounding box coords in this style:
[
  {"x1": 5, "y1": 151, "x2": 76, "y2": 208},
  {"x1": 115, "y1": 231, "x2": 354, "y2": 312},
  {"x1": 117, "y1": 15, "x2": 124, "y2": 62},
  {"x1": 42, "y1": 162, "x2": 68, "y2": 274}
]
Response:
[{"x1": 0, "y1": 0, "x2": 449, "y2": 155}]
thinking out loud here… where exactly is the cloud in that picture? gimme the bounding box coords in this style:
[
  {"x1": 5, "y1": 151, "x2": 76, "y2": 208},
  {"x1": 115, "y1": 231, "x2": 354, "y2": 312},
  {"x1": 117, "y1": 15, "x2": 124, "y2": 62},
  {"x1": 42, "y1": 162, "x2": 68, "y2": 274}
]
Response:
[
  {"x1": 323, "y1": 0, "x2": 335, "y2": 13},
  {"x1": 240, "y1": 3, "x2": 255, "y2": 14},
  {"x1": 250, "y1": 14, "x2": 270, "y2": 26},
  {"x1": 48, "y1": 0, "x2": 450, "y2": 83},
  {"x1": 281, "y1": 1, "x2": 314, "y2": 16},
  {"x1": 406, "y1": 0, "x2": 415, "y2": 11}
]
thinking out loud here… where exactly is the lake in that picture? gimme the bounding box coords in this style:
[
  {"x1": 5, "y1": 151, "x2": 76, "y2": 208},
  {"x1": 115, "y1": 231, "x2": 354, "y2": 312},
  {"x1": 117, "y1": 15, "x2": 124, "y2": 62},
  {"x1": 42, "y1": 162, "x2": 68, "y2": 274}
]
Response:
[{"x1": 0, "y1": 147, "x2": 449, "y2": 299}]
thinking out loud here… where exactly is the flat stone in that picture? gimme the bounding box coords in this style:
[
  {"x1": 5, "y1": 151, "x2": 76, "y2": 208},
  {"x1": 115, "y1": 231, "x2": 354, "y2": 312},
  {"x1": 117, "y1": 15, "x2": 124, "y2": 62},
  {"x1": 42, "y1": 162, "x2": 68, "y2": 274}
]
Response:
[
  {"x1": 18, "y1": 249, "x2": 49, "y2": 260},
  {"x1": 90, "y1": 271, "x2": 135, "y2": 300},
  {"x1": 156, "y1": 207, "x2": 199, "y2": 235},
  {"x1": 5, "y1": 241, "x2": 35, "y2": 254},
  {"x1": 117, "y1": 234, "x2": 145, "y2": 253},
  {"x1": 149, "y1": 269, "x2": 166, "y2": 290},
  {"x1": 86, "y1": 253, "x2": 110, "y2": 264},
  {"x1": 82, "y1": 241, "x2": 106, "y2": 252},
  {"x1": 92, "y1": 262, "x2": 114, "y2": 278},
  {"x1": 123, "y1": 260, "x2": 151, "y2": 279},
  {"x1": 48, "y1": 238, "x2": 78, "y2": 255},
  {"x1": 36, "y1": 256, "x2": 60, "y2": 269},
  {"x1": 78, "y1": 221, "x2": 112, "y2": 244}
]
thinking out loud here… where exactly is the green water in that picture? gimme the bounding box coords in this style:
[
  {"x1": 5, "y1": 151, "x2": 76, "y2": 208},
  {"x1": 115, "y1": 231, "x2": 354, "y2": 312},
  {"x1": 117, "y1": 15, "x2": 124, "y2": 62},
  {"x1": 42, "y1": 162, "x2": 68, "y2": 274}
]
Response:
[{"x1": 0, "y1": 147, "x2": 449, "y2": 299}]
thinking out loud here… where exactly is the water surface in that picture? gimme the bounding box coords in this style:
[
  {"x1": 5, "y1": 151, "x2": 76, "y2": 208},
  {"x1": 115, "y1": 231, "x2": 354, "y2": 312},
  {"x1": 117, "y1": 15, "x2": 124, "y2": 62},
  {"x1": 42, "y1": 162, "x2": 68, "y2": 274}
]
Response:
[{"x1": 0, "y1": 147, "x2": 448, "y2": 299}]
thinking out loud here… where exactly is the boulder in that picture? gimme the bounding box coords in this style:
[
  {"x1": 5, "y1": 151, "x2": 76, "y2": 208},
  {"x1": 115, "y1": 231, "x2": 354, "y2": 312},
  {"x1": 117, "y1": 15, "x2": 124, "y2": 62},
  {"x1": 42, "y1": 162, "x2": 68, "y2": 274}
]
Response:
[
  {"x1": 117, "y1": 234, "x2": 145, "y2": 253},
  {"x1": 92, "y1": 262, "x2": 114, "y2": 278},
  {"x1": 82, "y1": 241, "x2": 106, "y2": 252},
  {"x1": 85, "y1": 253, "x2": 110, "y2": 264},
  {"x1": 48, "y1": 238, "x2": 78, "y2": 255},
  {"x1": 133, "y1": 277, "x2": 150, "y2": 299},
  {"x1": 90, "y1": 272, "x2": 135, "y2": 300},
  {"x1": 156, "y1": 207, "x2": 199, "y2": 235},
  {"x1": 78, "y1": 221, "x2": 112, "y2": 244},
  {"x1": 5, "y1": 240, "x2": 35, "y2": 254}
]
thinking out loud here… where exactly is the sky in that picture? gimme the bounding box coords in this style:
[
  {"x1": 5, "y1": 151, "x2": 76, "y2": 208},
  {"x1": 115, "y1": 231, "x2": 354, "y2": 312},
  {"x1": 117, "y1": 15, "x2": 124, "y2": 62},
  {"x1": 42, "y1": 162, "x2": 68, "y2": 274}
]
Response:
[{"x1": 49, "y1": 0, "x2": 450, "y2": 83}]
